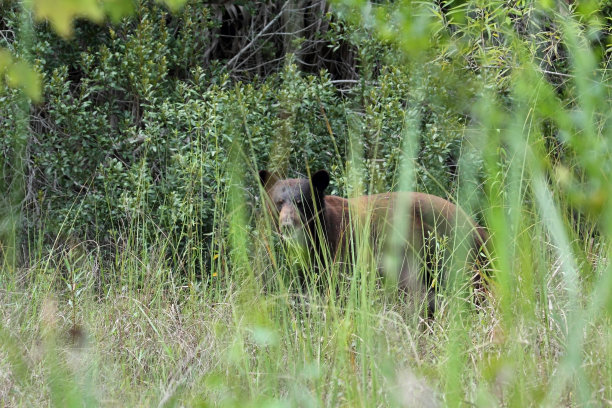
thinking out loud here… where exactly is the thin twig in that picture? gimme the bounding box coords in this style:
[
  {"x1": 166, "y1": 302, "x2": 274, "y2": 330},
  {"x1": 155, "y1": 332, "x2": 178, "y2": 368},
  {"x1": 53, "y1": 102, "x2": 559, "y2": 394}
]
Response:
[{"x1": 225, "y1": 0, "x2": 290, "y2": 71}]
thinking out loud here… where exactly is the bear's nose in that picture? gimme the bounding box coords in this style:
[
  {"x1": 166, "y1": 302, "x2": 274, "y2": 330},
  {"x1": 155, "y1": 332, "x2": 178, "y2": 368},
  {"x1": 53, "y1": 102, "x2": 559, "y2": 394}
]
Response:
[
  {"x1": 279, "y1": 206, "x2": 299, "y2": 232},
  {"x1": 279, "y1": 213, "x2": 295, "y2": 229}
]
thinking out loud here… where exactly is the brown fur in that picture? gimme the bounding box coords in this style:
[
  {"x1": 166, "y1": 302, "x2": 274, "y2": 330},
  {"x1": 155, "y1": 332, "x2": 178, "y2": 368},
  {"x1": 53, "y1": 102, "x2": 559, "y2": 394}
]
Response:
[{"x1": 259, "y1": 170, "x2": 488, "y2": 307}]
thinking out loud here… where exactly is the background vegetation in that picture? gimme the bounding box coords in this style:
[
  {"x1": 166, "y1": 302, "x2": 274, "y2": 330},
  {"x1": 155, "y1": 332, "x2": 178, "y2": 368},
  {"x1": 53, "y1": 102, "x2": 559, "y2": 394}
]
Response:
[{"x1": 1, "y1": 0, "x2": 611, "y2": 406}]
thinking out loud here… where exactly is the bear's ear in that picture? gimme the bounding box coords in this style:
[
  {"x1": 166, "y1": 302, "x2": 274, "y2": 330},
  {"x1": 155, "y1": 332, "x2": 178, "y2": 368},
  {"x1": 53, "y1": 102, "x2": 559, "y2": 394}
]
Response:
[
  {"x1": 311, "y1": 170, "x2": 330, "y2": 193},
  {"x1": 259, "y1": 170, "x2": 279, "y2": 190}
]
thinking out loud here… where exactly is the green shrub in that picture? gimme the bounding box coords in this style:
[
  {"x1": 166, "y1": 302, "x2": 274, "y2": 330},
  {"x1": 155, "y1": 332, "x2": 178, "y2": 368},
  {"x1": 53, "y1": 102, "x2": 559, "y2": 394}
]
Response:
[{"x1": 0, "y1": 0, "x2": 534, "y2": 269}]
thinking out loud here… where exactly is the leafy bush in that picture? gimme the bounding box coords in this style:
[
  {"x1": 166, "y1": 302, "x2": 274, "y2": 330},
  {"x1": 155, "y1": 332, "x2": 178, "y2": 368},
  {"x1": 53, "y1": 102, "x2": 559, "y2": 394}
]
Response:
[
  {"x1": 1, "y1": 0, "x2": 481, "y2": 269},
  {"x1": 8, "y1": 0, "x2": 607, "y2": 269}
]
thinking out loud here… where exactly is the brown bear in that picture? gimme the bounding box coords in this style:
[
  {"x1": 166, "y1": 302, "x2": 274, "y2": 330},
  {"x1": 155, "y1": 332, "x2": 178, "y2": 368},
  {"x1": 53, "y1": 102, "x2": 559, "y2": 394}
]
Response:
[{"x1": 259, "y1": 169, "x2": 488, "y2": 309}]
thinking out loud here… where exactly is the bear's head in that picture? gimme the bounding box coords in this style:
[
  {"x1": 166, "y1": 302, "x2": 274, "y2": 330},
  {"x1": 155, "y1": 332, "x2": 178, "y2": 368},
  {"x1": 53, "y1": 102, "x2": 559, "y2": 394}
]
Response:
[{"x1": 259, "y1": 170, "x2": 330, "y2": 245}]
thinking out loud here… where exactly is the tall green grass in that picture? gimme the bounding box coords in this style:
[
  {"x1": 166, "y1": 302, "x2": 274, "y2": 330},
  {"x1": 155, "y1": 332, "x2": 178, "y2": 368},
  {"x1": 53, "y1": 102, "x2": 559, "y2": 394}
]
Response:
[{"x1": 2, "y1": 3, "x2": 611, "y2": 408}]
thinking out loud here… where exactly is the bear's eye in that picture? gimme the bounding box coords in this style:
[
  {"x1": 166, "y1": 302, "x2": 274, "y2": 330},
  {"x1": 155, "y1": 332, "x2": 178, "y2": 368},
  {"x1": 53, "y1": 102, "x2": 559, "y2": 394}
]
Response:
[{"x1": 274, "y1": 199, "x2": 283, "y2": 207}]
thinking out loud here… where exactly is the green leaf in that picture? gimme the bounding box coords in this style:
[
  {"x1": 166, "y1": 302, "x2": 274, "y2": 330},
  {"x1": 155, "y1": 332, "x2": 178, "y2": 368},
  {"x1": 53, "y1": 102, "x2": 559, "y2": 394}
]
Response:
[
  {"x1": 159, "y1": 0, "x2": 187, "y2": 12},
  {"x1": 1, "y1": 49, "x2": 42, "y2": 102},
  {"x1": 102, "y1": 0, "x2": 136, "y2": 22},
  {"x1": 32, "y1": 0, "x2": 104, "y2": 37},
  {"x1": 6, "y1": 61, "x2": 42, "y2": 102}
]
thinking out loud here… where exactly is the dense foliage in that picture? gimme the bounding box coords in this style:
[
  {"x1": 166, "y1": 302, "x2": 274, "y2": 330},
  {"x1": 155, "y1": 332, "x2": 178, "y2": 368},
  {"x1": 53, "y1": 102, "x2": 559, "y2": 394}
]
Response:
[
  {"x1": 1, "y1": 0, "x2": 495, "y2": 262},
  {"x1": 1, "y1": 0, "x2": 610, "y2": 268}
]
